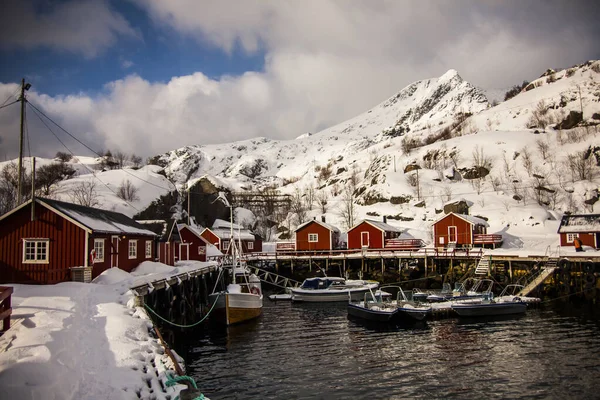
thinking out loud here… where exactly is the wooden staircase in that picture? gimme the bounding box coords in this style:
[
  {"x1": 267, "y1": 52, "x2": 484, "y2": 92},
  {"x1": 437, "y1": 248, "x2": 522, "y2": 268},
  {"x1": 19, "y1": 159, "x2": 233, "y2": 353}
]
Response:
[
  {"x1": 517, "y1": 257, "x2": 559, "y2": 297},
  {"x1": 474, "y1": 257, "x2": 490, "y2": 276}
]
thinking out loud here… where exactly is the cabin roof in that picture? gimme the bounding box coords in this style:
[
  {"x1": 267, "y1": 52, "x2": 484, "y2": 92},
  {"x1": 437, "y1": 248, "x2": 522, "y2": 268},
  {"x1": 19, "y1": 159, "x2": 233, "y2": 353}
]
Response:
[
  {"x1": 36, "y1": 198, "x2": 157, "y2": 236},
  {"x1": 350, "y1": 219, "x2": 402, "y2": 233},
  {"x1": 433, "y1": 212, "x2": 489, "y2": 227},
  {"x1": 296, "y1": 219, "x2": 341, "y2": 233},
  {"x1": 558, "y1": 214, "x2": 600, "y2": 233}
]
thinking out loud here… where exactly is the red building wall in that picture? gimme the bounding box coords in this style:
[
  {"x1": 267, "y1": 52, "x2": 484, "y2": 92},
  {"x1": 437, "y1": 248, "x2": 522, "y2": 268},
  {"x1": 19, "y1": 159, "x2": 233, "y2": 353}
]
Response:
[
  {"x1": 0, "y1": 203, "x2": 86, "y2": 284},
  {"x1": 157, "y1": 242, "x2": 176, "y2": 265},
  {"x1": 201, "y1": 230, "x2": 220, "y2": 248},
  {"x1": 559, "y1": 232, "x2": 597, "y2": 248},
  {"x1": 347, "y1": 222, "x2": 384, "y2": 249},
  {"x1": 433, "y1": 214, "x2": 472, "y2": 247},
  {"x1": 178, "y1": 227, "x2": 207, "y2": 261},
  {"x1": 90, "y1": 234, "x2": 155, "y2": 277},
  {"x1": 296, "y1": 221, "x2": 332, "y2": 251}
]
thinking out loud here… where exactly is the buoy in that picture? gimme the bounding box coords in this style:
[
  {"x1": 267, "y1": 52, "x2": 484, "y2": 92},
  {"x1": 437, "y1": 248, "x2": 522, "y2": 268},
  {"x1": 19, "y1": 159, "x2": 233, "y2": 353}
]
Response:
[{"x1": 558, "y1": 258, "x2": 570, "y2": 271}]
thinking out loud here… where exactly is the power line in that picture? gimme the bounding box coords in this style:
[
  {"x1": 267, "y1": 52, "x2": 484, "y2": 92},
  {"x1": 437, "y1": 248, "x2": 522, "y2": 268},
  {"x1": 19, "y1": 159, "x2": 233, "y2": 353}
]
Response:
[
  {"x1": 0, "y1": 86, "x2": 20, "y2": 107},
  {"x1": 0, "y1": 100, "x2": 18, "y2": 111},
  {"x1": 28, "y1": 104, "x2": 141, "y2": 212},
  {"x1": 26, "y1": 100, "x2": 176, "y2": 193}
]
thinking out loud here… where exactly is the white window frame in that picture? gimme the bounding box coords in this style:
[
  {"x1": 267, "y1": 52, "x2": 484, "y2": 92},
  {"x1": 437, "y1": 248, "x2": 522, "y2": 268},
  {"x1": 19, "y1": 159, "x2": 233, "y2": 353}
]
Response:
[
  {"x1": 247, "y1": 241, "x2": 254, "y2": 250},
  {"x1": 128, "y1": 240, "x2": 137, "y2": 259},
  {"x1": 308, "y1": 233, "x2": 319, "y2": 243},
  {"x1": 94, "y1": 239, "x2": 105, "y2": 262},
  {"x1": 145, "y1": 240, "x2": 152, "y2": 259},
  {"x1": 566, "y1": 233, "x2": 579, "y2": 243},
  {"x1": 23, "y1": 239, "x2": 49, "y2": 264},
  {"x1": 222, "y1": 240, "x2": 229, "y2": 250}
]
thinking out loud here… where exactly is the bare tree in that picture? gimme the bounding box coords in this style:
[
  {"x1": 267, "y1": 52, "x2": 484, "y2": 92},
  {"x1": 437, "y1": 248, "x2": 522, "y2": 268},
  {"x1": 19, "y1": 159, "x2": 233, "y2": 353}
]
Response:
[
  {"x1": 1, "y1": 162, "x2": 31, "y2": 207},
  {"x1": 449, "y1": 148, "x2": 461, "y2": 168},
  {"x1": 521, "y1": 147, "x2": 534, "y2": 176},
  {"x1": 36, "y1": 162, "x2": 76, "y2": 196},
  {"x1": 567, "y1": 151, "x2": 596, "y2": 182},
  {"x1": 338, "y1": 186, "x2": 357, "y2": 230},
  {"x1": 316, "y1": 189, "x2": 329, "y2": 213},
  {"x1": 69, "y1": 180, "x2": 100, "y2": 207},
  {"x1": 348, "y1": 164, "x2": 361, "y2": 192},
  {"x1": 117, "y1": 179, "x2": 140, "y2": 202},
  {"x1": 529, "y1": 100, "x2": 549, "y2": 131},
  {"x1": 114, "y1": 151, "x2": 128, "y2": 169},
  {"x1": 0, "y1": 177, "x2": 16, "y2": 215},
  {"x1": 536, "y1": 139, "x2": 550, "y2": 160},
  {"x1": 131, "y1": 154, "x2": 143, "y2": 169},
  {"x1": 290, "y1": 187, "x2": 308, "y2": 225},
  {"x1": 303, "y1": 184, "x2": 316, "y2": 211}
]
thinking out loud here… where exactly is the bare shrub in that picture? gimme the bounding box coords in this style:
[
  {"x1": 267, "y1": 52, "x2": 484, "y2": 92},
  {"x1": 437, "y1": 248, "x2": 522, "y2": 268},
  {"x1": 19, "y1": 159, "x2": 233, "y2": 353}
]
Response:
[
  {"x1": 55, "y1": 151, "x2": 73, "y2": 162},
  {"x1": 536, "y1": 139, "x2": 550, "y2": 160},
  {"x1": 70, "y1": 180, "x2": 100, "y2": 207},
  {"x1": 567, "y1": 151, "x2": 596, "y2": 181},
  {"x1": 338, "y1": 186, "x2": 357, "y2": 230},
  {"x1": 521, "y1": 147, "x2": 534, "y2": 176},
  {"x1": 401, "y1": 136, "x2": 422, "y2": 155},
  {"x1": 117, "y1": 179, "x2": 140, "y2": 202},
  {"x1": 131, "y1": 155, "x2": 143, "y2": 168}
]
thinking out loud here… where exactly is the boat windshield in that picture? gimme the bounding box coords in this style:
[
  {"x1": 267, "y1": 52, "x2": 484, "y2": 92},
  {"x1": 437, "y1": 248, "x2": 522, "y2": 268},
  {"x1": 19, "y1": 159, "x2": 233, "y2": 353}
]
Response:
[{"x1": 300, "y1": 278, "x2": 339, "y2": 289}]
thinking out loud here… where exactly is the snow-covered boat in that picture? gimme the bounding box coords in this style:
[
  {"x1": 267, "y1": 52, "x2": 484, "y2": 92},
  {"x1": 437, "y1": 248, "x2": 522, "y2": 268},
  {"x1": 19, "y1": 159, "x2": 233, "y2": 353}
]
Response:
[{"x1": 290, "y1": 276, "x2": 379, "y2": 302}]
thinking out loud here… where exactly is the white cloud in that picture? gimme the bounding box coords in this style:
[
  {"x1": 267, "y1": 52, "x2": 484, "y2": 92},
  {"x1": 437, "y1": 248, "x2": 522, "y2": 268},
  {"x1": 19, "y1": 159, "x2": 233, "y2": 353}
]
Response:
[
  {"x1": 121, "y1": 60, "x2": 134, "y2": 69},
  {"x1": 1, "y1": 1, "x2": 599, "y2": 160},
  {"x1": 0, "y1": 0, "x2": 138, "y2": 58}
]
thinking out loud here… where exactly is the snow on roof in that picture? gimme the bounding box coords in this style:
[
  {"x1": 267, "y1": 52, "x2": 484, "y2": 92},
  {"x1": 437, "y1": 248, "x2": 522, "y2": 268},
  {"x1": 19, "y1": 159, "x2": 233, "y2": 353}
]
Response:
[
  {"x1": 209, "y1": 227, "x2": 255, "y2": 241},
  {"x1": 212, "y1": 218, "x2": 243, "y2": 230},
  {"x1": 558, "y1": 214, "x2": 600, "y2": 233},
  {"x1": 296, "y1": 219, "x2": 341, "y2": 233},
  {"x1": 352, "y1": 219, "x2": 402, "y2": 233},
  {"x1": 434, "y1": 212, "x2": 489, "y2": 227},
  {"x1": 40, "y1": 198, "x2": 156, "y2": 236},
  {"x1": 443, "y1": 198, "x2": 474, "y2": 207}
]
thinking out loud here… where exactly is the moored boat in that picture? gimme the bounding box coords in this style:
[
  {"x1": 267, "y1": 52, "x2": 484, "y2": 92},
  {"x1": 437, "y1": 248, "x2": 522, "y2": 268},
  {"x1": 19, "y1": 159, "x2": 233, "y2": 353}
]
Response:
[
  {"x1": 290, "y1": 276, "x2": 379, "y2": 302},
  {"x1": 451, "y1": 299, "x2": 527, "y2": 317}
]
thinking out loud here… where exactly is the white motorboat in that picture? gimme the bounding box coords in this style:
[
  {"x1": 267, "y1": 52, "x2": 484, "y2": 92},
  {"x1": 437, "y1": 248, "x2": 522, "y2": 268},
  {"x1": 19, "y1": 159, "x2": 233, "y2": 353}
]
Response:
[
  {"x1": 495, "y1": 284, "x2": 541, "y2": 304},
  {"x1": 451, "y1": 295, "x2": 527, "y2": 317},
  {"x1": 290, "y1": 276, "x2": 379, "y2": 302},
  {"x1": 347, "y1": 290, "x2": 397, "y2": 322}
]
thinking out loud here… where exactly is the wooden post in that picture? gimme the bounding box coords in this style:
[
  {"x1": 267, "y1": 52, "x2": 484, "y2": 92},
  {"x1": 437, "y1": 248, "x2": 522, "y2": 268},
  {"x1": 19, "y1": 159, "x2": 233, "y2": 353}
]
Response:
[
  {"x1": 0, "y1": 286, "x2": 13, "y2": 332},
  {"x1": 508, "y1": 260, "x2": 512, "y2": 281},
  {"x1": 381, "y1": 258, "x2": 384, "y2": 275}
]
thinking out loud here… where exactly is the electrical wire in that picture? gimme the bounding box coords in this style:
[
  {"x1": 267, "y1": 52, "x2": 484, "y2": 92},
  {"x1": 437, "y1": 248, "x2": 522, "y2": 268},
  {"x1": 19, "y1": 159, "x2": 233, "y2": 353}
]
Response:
[
  {"x1": 26, "y1": 100, "x2": 176, "y2": 193},
  {"x1": 0, "y1": 100, "x2": 18, "y2": 111}
]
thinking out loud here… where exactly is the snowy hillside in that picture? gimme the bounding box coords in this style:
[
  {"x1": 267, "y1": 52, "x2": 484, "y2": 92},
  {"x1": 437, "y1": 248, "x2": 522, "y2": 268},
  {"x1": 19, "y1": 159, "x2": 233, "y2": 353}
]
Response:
[{"x1": 3, "y1": 61, "x2": 600, "y2": 253}]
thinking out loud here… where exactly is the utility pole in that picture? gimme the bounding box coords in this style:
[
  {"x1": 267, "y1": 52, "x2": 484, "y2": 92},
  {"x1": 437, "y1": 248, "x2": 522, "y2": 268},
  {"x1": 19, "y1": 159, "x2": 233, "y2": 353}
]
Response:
[
  {"x1": 17, "y1": 78, "x2": 31, "y2": 205},
  {"x1": 577, "y1": 84, "x2": 589, "y2": 136}
]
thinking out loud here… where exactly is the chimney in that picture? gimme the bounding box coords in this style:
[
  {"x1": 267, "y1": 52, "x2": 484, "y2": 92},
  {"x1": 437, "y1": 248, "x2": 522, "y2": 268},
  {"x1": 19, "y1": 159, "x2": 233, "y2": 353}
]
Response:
[
  {"x1": 321, "y1": 215, "x2": 326, "y2": 223},
  {"x1": 383, "y1": 215, "x2": 387, "y2": 224}
]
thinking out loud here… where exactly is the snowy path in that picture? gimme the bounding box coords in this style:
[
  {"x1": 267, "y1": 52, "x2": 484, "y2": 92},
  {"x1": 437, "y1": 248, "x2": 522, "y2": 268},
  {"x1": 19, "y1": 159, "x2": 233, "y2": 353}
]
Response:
[{"x1": 0, "y1": 267, "x2": 186, "y2": 400}]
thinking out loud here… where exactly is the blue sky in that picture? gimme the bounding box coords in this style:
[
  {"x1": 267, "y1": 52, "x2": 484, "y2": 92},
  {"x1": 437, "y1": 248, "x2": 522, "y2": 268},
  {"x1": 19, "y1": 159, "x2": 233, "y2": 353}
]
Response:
[{"x1": 0, "y1": 0, "x2": 599, "y2": 160}]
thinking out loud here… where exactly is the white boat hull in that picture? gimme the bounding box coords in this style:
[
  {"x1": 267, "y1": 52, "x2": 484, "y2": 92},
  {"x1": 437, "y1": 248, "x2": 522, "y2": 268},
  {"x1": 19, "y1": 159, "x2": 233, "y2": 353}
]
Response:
[
  {"x1": 452, "y1": 301, "x2": 527, "y2": 317},
  {"x1": 291, "y1": 282, "x2": 379, "y2": 302}
]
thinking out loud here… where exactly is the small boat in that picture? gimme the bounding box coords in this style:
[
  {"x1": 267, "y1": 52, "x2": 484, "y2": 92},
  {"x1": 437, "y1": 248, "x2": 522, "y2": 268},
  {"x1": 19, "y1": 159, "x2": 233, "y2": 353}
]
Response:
[
  {"x1": 290, "y1": 276, "x2": 379, "y2": 302},
  {"x1": 495, "y1": 284, "x2": 541, "y2": 304},
  {"x1": 451, "y1": 297, "x2": 527, "y2": 317},
  {"x1": 347, "y1": 291, "x2": 397, "y2": 322},
  {"x1": 390, "y1": 286, "x2": 432, "y2": 321}
]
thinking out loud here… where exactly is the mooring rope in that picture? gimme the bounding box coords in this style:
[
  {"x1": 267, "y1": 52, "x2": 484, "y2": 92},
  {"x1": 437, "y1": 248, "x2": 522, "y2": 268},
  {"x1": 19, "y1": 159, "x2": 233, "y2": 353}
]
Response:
[
  {"x1": 165, "y1": 371, "x2": 205, "y2": 400},
  {"x1": 144, "y1": 291, "x2": 222, "y2": 329}
]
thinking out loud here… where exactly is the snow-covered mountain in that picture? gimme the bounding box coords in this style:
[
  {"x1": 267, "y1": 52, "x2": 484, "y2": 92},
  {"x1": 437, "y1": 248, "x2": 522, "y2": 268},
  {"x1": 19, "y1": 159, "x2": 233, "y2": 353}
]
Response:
[{"x1": 4, "y1": 60, "x2": 600, "y2": 252}]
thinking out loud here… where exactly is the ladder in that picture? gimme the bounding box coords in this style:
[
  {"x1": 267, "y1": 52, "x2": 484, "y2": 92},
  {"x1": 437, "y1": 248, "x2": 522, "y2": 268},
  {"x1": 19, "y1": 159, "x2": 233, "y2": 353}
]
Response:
[
  {"x1": 248, "y1": 266, "x2": 302, "y2": 290},
  {"x1": 474, "y1": 256, "x2": 490, "y2": 276},
  {"x1": 517, "y1": 257, "x2": 559, "y2": 297}
]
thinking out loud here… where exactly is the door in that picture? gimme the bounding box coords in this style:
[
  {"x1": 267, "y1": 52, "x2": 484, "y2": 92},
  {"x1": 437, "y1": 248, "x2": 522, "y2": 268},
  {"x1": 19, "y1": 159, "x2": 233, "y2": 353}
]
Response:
[
  {"x1": 361, "y1": 232, "x2": 369, "y2": 248},
  {"x1": 448, "y1": 226, "x2": 457, "y2": 243},
  {"x1": 179, "y1": 243, "x2": 189, "y2": 261},
  {"x1": 111, "y1": 235, "x2": 119, "y2": 268}
]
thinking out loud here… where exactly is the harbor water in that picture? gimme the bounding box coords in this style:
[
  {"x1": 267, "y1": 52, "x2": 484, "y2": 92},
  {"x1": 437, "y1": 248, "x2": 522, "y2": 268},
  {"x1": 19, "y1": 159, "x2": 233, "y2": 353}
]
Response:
[{"x1": 179, "y1": 300, "x2": 600, "y2": 399}]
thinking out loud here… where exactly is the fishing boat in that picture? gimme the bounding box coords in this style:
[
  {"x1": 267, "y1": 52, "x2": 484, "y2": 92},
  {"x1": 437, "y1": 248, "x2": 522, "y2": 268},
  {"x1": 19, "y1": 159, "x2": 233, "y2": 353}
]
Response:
[
  {"x1": 451, "y1": 296, "x2": 527, "y2": 317},
  {"x1": 290, "y1": 276, "x2": 379, "y2": 302},
  {"x1": 208, "y1": 193, "x2": 263, "y2": 325}
]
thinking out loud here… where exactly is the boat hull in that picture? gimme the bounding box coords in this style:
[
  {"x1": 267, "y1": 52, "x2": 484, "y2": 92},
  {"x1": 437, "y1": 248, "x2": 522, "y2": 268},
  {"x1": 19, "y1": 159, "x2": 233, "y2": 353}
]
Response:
[
  {"x1": 347, "y1": 303, "x2": 397, "y2": 322},
  {"x1": 291, "y1": 283, "x2": 379, "y2": 303},
  {"x1": 209, "y1": 292, "x2": 262, "y2": 325},
  {"x1": 452, "y1": 302, "x2": 527, "y2": 317},
  {"x1": 397, "y1": 306, "x2": 431, "y2": 321}
]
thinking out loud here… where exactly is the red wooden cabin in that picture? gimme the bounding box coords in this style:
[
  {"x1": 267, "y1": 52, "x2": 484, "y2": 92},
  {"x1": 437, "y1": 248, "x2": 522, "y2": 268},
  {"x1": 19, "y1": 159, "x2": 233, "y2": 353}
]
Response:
[
  {"x1": 200, "y1": 219, "x2": 262, "y2": 254},
  {"x1": 557, "y1": 214, "x2": 600, "y2": 249},
  {"x1": 432, "y1": 212, "x2": 502, "y2": 249},
  {"x1": 0, "y1": 198, "x2": 157, "y2": 284},
  {"x1": 347, "y1": 219, "x2": 402, "y2": 249},
  {"x1": 137, "y1": 219, "x2": 180, "y2": 266},
  {"x1": 295, "y1": 219, "x2": 341, "y2": 251},
  {"x1": 177, "y1": 224, "x2": 212, "y2": 262}
]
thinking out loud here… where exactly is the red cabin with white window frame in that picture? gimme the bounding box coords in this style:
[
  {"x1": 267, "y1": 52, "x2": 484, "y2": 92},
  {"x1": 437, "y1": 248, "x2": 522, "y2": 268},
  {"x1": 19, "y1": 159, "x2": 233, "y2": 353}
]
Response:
[
  {"x1": 557, "y1": 214, "x2": 600, "y2": 249},
  {"x1": 347, "y1": 218, "x2": 402, "y2": 249},
  {"x1": 0, "y1": 198, "x2": 157, "y2": 284},
  {"x1": 295, "y1": 219, "x2": 341, "y2": 251},
  {"x1": 176, "y1": 224, "x2": 212, "y2": 262},
  {"x1": 432, "y1": 212, "x2": 502, "y2": 249},
  {"x1": 199, "y1": 219, "x2": 262, "y2": 254}
]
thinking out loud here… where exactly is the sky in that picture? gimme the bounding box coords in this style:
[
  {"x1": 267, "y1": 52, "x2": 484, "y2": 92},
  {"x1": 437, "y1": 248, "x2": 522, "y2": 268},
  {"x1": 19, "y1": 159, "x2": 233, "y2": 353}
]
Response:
[{"x1": 0, "y1": 0, "x2": 599, "y2": 161}]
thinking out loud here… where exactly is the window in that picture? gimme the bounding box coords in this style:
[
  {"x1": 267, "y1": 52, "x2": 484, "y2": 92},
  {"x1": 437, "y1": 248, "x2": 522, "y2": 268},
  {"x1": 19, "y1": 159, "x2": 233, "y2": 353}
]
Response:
[
  {"x1": 308, "y1": 233, "x2": 318, "y2": 242},
  {"x1": 23, "y1": 239, "x2": 49, "y2": 263},
  {"x1": 145, "y1": 241, "x2": 152, "y2": 258},
  {"x1": 128, "y1": 240, "x2": 137, "y2": 259},
  {"x1": 247, "y1": 242, "x2": 254, "y2": 250},
  {"x1": 94, "y1": 239, "x2": 105, "y2": 262},
  {"x1": 566, "y1": 233, "x2": 579, "y2": 243},
  {"x1": 222, "y1": 240, "x2": 229, "y2": 250}
]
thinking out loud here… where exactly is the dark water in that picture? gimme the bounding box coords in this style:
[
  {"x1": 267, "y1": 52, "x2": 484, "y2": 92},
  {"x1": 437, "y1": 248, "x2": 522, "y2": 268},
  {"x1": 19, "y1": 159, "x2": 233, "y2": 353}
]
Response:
[{"x1": 182, "y1": 300, "x2": 600, "y2": 399}]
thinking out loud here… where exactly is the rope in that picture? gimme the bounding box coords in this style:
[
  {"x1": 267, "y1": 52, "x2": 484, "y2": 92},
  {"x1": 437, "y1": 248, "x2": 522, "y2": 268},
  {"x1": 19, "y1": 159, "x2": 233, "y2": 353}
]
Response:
[
  {"x1": 165, "y1": 373, "x2": 205, "y2": 400},
  {"x1": 143, "y1": 291, "x2": 221, "y2": 328},
  {"x1": 540, "y1": 286, "x2": 597, "y2": 304}
]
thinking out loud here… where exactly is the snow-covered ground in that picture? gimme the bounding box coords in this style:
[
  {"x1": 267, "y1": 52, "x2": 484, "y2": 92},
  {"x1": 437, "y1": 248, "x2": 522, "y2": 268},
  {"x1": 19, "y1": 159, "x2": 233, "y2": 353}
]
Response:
[{"x1": 0, "y1": 261, "x2": 215, "y2": 400}]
